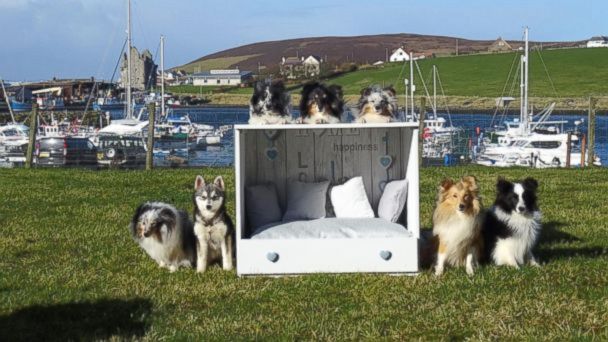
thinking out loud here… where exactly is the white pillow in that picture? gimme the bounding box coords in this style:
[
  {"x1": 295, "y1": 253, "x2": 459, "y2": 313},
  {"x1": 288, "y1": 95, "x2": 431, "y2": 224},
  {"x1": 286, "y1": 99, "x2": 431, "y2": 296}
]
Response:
[
  {"x1": 330, "y1": 177, "x2": 374, "y2": 218},
  {"x1": 378, "y1": 179, "x2": 408, "y2": 222}
]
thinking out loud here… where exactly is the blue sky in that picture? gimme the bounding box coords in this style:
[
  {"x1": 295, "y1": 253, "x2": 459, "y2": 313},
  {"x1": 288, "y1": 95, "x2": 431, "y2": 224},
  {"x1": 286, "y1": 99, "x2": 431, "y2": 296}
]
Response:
[{"x1": 1, "y1": 0, "x2": 606, "y2": 81}]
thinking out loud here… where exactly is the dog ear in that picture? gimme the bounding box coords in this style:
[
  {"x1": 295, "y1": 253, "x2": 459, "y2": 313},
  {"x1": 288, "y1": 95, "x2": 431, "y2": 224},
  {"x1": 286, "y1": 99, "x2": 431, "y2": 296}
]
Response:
[
  {"x1": 383, "y1": 85, "x2": 396, "y2": 97},
  {"x1": 496, "y1": 177, "x2": 511, "y2": 193},
  {"x1": 158, "y1": 208, "x2": 177, "y2": 231},
  {"x1": 130, "y1": 203, "x2": 147, "y2": 236},
  {"x1": 360, "y1": 86, "x2": 372, "y2": 97},
  {"x1": 328, "y1": 84, "x2": 343, "y2": 98},
  {"x1": 214, "y1": 176, "x2": 225, "y2": 191},
  {"x1": 254, "y1": 81, "x2": 265, "y2": 93},
  {"x1": 195, "y1": 175, "x2": 205, "y2": 190},
  {"x1": 440, "y1": 178, "x2": 454, "y2": 192},
  {"x1": 462, "y1": 176, "x2": 478, "y2": 192},
  {"x1": 522, "y1": 177, "x2": 538, "y2": 191}
]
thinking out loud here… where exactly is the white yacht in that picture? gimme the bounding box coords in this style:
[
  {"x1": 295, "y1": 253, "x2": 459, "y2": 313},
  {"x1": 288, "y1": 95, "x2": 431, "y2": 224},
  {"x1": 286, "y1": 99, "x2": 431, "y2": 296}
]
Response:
[{"x1": 475, "y1": 27, "x2": 600, "y2": 168}]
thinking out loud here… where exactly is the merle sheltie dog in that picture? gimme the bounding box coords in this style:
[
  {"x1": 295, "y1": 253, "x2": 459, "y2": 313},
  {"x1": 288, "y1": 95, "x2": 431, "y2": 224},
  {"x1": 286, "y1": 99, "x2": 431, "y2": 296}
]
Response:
[
  {"x1": 193, "y1": 175, "x2": 235, "y2": 272},
  {"x1": 130, "y1": 202, "x2": 197, "y2": 272},
  {"x1": 355, "y1": 85, "x2": 398, "y2": 123},
  {"x1": 299, "y1": 82, "x2": 344, "y2": 124},
  {"x1": 482, "y1": 177, "x2": 542, "y2": 268},
  {"x1": 248, "y1": 80, "x2": 291, "y2": 125}
]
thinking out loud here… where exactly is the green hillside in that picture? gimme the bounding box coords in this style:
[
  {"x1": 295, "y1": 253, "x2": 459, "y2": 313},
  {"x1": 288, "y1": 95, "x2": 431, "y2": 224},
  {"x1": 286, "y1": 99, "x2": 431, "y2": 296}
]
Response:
[{"x1": 330, "y1": 48, "x2": 608, "y2": 97}]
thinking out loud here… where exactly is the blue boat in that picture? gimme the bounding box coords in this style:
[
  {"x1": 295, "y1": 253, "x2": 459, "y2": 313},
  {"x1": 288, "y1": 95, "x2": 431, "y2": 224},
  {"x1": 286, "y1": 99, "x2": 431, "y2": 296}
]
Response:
[{"x1": 9, "y1": 98, "x2": 32, "y2": 112}]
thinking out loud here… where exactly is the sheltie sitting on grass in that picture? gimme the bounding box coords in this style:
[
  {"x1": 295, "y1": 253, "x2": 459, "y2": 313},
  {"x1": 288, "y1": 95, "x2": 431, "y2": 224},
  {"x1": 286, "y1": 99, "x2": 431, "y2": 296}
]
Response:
[{"x1": 432, "y1": 176, "x2": 483, "y2": 276}]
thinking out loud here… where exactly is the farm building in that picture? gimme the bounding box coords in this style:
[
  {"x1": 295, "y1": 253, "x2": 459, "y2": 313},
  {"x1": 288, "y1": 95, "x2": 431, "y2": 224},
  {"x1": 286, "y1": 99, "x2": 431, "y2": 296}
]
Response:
[
  {"x1": 389, "y1": 47, "x2": 410, "y2": 62},
  {"x1": 280, "y1": 55, "x2": 323, "y2": 79},
  {"x1": 488, "y1": 37, "x2": 513, "y2": 52},
  {"x1": 190, "y1": 69, "x2": 253, "y2": 86},
  {"x1": 587, "y1": 36, "x2": 608, "y2": 48}
]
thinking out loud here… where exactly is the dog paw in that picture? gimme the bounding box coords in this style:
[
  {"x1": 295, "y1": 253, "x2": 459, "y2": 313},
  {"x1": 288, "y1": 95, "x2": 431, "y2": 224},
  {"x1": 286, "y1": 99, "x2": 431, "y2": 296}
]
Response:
[
  {"x1": 196, "y1": 266, "x2": 207, "y2": 273},
  {"x1": 434, "y1": 268, "x2": 444, "y2": 277},
  {"x1": 530, "y1": 260, "x2": 541, "y2": 267},
  {"x1": 168, "y1": 265, "x2": 177, "y2": 273},
  {"x1": 466, "y1": 266, "x2": 475, "y2": 276}
]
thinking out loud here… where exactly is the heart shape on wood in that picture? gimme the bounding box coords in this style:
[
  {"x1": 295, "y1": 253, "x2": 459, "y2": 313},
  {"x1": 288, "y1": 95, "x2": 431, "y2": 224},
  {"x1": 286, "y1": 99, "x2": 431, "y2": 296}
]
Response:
[
  {"x1": 378, "y1": 155, "x2": 393, "y2": 169},
  {"x1": 265, "y1": 147, "x2": 278, "y2": 161},
  {"x1": 380, "y1": 250, "x2": 392, "y2": 261},
  {"x1": 266, "y1": 252, "x2": 279, "y2": 263}
]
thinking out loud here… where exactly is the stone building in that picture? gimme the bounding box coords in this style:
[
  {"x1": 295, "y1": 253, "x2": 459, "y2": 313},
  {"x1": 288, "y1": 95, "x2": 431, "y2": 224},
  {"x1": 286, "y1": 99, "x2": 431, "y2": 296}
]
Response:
[
  {"x1": 119, "y1": 47, "x2": 157, "y2": 91},
  {"x1": 280, "y1": 55, "x2": 323, "y2": 79},
  {"x1": 488, "y1": 37, "x2": 513, "y2": 53}
]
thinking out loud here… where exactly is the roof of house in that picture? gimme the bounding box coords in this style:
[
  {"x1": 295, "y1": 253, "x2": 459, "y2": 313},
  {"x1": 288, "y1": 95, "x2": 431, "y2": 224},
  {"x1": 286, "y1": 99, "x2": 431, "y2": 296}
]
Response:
[
  {"x1": 191, "y1": 70, "x2": 252, "y2": 78},
  {"x1": 589, "y1": 36, "x2": 608, "y2": 41},
  {"x1": 282, "y1": 57, "x2": 303, "y2": 65}
]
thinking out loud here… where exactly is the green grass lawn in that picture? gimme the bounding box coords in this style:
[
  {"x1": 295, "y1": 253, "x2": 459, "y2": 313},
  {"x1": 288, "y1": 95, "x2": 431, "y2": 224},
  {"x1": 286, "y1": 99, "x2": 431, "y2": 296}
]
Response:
[
  {"x1": 329, "y1": 48, "x2": 608, "y2": 97},
  {"x1": 1, "y1": 167, "x2": 607, "y2": 340}
]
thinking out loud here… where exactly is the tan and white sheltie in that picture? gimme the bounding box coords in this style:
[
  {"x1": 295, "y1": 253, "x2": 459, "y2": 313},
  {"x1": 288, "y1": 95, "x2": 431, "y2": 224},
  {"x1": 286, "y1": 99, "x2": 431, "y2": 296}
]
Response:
[{"x1": 432, "y1": 176, "x2": 483, "y2": 276}]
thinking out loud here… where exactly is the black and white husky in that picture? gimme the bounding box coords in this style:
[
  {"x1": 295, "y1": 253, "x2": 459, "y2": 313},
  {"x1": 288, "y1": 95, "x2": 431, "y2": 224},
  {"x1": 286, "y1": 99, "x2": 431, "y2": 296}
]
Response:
[
  {"x1": 354, "y1": 85, "x2": 398, "y2": 123},
  {"x1": 129, "y1": 202, "x2": 197, "y2": 272},
  {"x1": 299, "y1": 82, "x2": 344, "y2": 124},
  {"x1": 193, "y1": 175, "x2": 235, "y2": 272},
  {"x1": 248, "y1": 80, "x2": 292, "y2": 125},
  {"x1": 482, "y1": 177, "x2": 542, "y2": 268}
]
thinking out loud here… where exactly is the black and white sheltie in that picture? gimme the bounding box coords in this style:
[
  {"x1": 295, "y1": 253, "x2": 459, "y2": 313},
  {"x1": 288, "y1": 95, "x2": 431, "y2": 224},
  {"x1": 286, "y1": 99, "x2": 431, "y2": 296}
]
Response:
[
  {"x1": 299, "y1": 82, "x2": 344, "y2": 124},
  {"x1": 129, "y1": 202, "x2": 197, "y2": 272},
  {"x1": 482, "y1": 177, "x2": 542, "y2": 268},
  {"x1": 355, "y1": 85, "x2": 398, "y2": 123},
  {"x1": 248, "y1": 80, "x2": 292, "y2": 125}
]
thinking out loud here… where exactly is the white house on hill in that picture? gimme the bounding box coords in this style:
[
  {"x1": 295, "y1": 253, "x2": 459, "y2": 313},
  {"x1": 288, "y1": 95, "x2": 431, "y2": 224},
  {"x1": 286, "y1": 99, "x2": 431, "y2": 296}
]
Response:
[
  {"x1": 190, "y1": 69, "x2": 253, "y2": 86},
  {"x1": 389, "y1": 47, "x2": 410, "y2": 62},
  {"x1": 587, "y1": 36, "x2": 608, "y2": 48}
]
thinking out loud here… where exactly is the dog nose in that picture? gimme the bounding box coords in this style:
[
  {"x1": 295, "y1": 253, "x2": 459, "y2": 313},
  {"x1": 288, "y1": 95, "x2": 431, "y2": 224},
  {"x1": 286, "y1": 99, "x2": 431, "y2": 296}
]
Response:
[
  {"x1": 206, "y1": 205, "x2": 212, "y2": 210},
  {"x1": 517, "y1": 206, "x2": 526, "y2": 212},
  {"x1": 458, "y1": 204, "x2": 465, "y2": 211},
  {"x1": 375, "y1": 105, "x2": 382, "y2": 111}
]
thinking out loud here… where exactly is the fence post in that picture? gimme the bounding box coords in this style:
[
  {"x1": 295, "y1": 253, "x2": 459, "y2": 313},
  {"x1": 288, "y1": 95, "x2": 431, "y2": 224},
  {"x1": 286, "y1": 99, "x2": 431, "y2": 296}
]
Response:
[
  {"x1": 25, "y1": 103, "x2": 38, "y2": 169},
  {"x1": 146, "y1": 102, "x2": 156, "y2": 170},
  {"x1": 587, "y1": 96, "x2": 596, "y2": 167},
  {"x1": 580, "y1": 133, "x2": 586, "y2": 168},
  {"x1": 418, "y1": 97, "x2": 426, "y2": 166},
  {"x1": 566, "y1": 132, "x2": 571, "y2": 168}
]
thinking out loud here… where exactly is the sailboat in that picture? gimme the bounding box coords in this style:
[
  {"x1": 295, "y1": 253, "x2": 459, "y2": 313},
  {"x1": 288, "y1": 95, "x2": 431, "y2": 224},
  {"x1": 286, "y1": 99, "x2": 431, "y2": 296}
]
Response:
[
  {"x1": 97, "y1": 0, "x2": 148, "y2": 137},
  {"x1": 403, "y1": 56, "x2": 464, "y2": 163},
  {"x1": 475, "y1": 27, "x2": 600, "y2": 168}
]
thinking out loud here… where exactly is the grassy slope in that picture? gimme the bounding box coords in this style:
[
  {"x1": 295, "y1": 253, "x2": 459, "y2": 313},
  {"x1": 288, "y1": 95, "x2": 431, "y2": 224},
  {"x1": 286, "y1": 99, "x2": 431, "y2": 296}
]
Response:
[
  {"x1": 176, "y1": 54, "x2": 261, "y2": 74},
  {"x1": 0, "y1": 167, "x2": 607, "y2": 340},
  {"x1": 322, "y1": 48, "x2": 608, "y2": 97}
]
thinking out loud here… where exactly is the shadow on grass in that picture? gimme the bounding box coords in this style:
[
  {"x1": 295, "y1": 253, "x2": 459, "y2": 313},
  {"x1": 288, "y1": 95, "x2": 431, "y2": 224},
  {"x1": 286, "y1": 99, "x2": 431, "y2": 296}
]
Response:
[
  {"x1": 539, "y1": 221, "x2": 581, "y2": 245},
  {"x1": 0, "y1": 298, "x2": 151, "y2": 341},
  {"x1": 539, "y1": 246, "x2": 607, "y2": 261}
]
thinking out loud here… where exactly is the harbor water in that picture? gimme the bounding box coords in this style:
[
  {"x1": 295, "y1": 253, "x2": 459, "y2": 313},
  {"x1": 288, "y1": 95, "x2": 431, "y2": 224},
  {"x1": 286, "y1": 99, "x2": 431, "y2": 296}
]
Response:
[{"x1": 111, "y1": 106, "x2": 608, "y2": 168}]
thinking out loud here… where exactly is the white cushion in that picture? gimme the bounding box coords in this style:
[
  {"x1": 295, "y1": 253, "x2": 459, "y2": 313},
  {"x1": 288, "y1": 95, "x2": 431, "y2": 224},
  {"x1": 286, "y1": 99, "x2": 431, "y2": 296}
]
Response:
[
  {"x1": 378, "y1": 179, "x2": 408, "y2": 223},
  {"x1": 330, "y1": 177, "x2": 374, "y2": 218}
]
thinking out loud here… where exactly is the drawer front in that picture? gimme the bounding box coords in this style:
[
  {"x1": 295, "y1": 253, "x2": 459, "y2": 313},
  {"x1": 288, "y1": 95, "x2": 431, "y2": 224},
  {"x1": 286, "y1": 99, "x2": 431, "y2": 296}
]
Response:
[{"x1": 237, "y1": 238, "x2": 418, "y2": 275}]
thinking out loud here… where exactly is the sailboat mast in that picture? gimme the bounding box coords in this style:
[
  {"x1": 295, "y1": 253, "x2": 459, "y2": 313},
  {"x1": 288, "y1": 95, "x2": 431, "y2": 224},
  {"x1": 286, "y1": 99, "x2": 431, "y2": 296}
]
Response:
[
  {"x1": 160, "y1": 35, "x2": 165, "y2": 118},
  {"x1": 432, "y1": 65, "x2": 437, "y2": 117},
  {"x1": 1, "y1": 79, "x2": 16, "y2": 124},
  {"x1": 522, "y1": 26, "x2": 529, "y2": 134},
  {"x1": 409, "y1": 52, "x2": 415, "y2": 117},
  {"x1": 126, "y1": 0, "x2": 132, "y2": 119}
]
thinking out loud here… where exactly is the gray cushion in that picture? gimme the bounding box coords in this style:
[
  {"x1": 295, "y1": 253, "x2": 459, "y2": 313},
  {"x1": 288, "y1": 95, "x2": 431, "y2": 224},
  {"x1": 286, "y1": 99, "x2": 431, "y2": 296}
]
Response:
[
  {"x1": 283, "y1": 180, "x2": 330, "y2": 221},
  {"x1": 246, "y1": 184, "x2": 282, "y2": 230}
]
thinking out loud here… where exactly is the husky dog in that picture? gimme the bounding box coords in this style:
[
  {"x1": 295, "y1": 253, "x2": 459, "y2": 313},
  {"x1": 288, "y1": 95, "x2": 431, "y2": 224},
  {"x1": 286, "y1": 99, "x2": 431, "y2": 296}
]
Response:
[
  {"x1": 355, "y1": 85, "x2": 398, "y2": 123},
  {"x1": 299, "y1": 82, "x2": 344, "y2": 124},
  {"x1": 432, "y1": 176, "x2": 483, "y2": 276},
  {"x1": 193, "y1": 175, "x2": 235, "y2": 272},
  {"x1": 130, "y1": 202, "x2": 197, "y2": 272},
  {"x1": 482, "y1": 177, "x2": 542, "y2": 268},
  {"x1": 248, "y1": 80, "x2": 292, "y2": 125}
]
